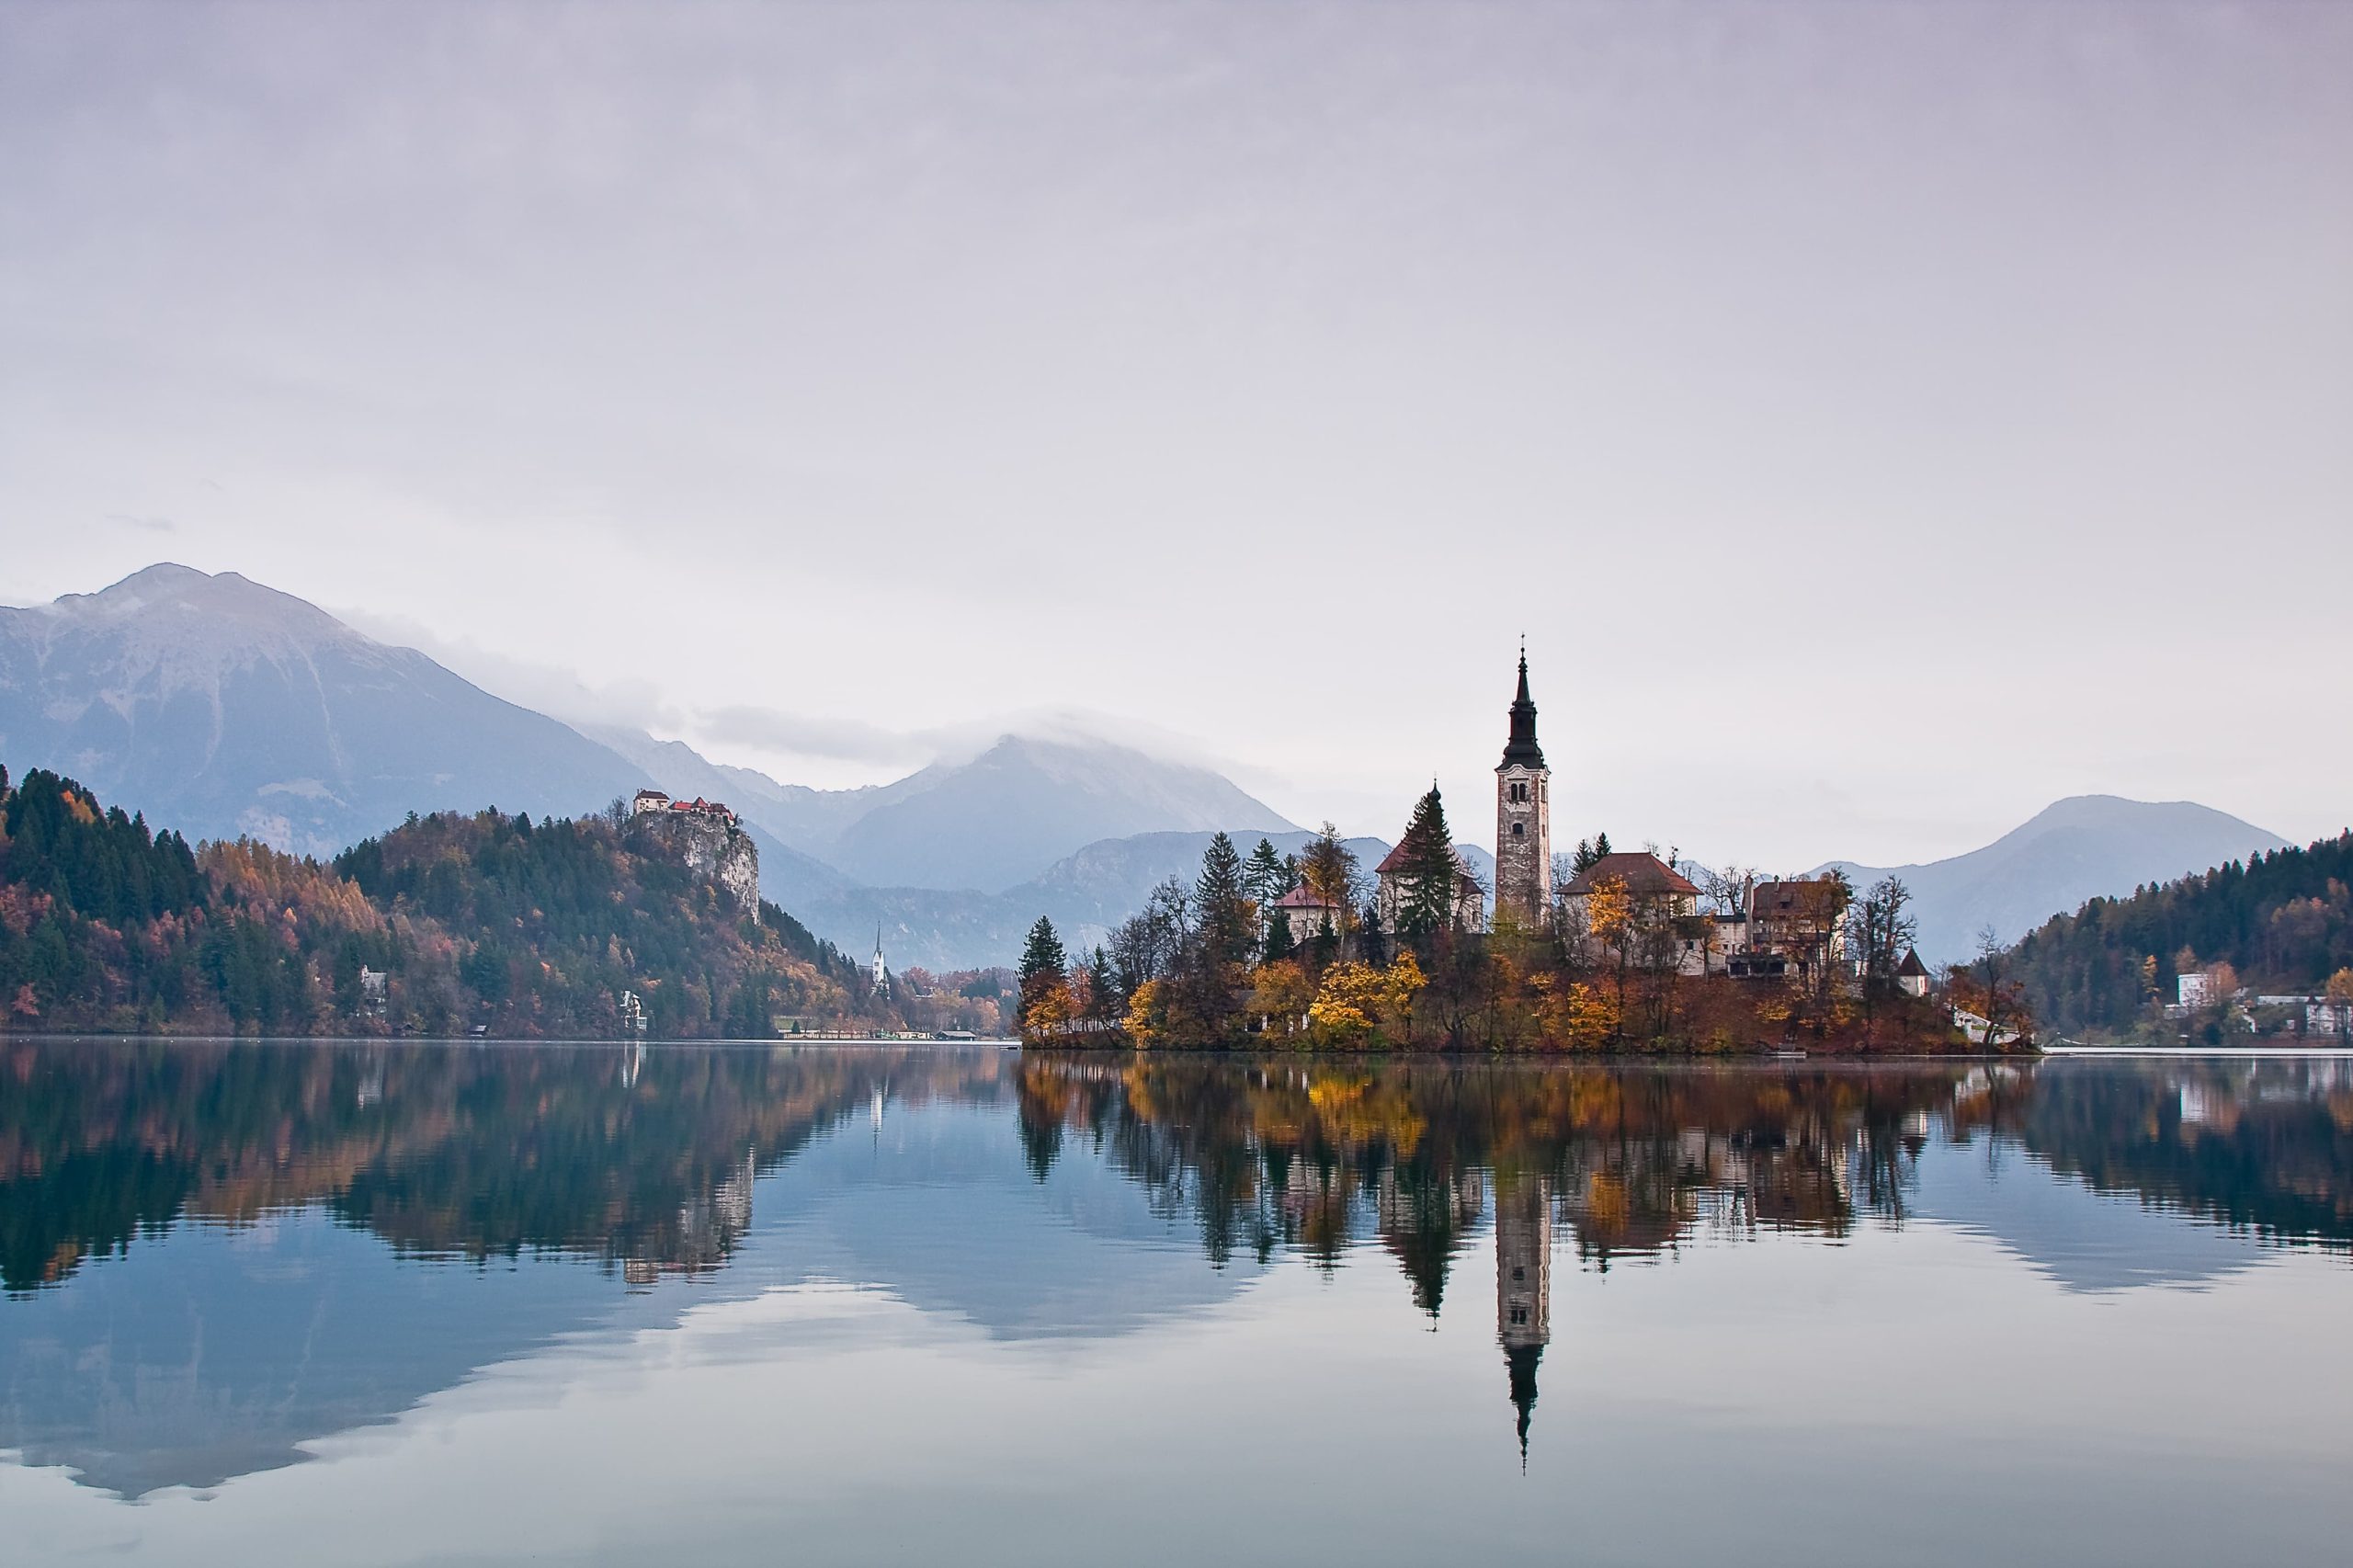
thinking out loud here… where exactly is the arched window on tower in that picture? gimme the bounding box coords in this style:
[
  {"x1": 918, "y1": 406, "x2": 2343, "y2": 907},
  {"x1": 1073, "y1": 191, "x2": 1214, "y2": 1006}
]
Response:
[{"x1": 1512, "y1": 823, "x2": 1524, "y2": 836}]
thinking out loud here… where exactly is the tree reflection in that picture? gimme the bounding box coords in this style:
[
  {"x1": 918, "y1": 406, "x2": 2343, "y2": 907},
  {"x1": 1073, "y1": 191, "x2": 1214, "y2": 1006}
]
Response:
[
  {"x1": 0, "y1": 1039, "x2": 999, "y2": 1295},
  {"x1": 3, "y1": 1041, "x2": 2347, "y2": 1477}
]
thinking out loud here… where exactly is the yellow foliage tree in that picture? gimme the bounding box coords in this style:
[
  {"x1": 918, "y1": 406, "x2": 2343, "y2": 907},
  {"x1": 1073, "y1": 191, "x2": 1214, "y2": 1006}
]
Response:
[
  {"x1": 1309, "y1": 962, "x2": 1383, "y2": 1047},
  {"x1": 1379, "y1": 951, "x2": 1426, "y2": 1036},
  {"x1": 1247, "y1": 960, "x2": 1316, "y2": 1043},
  {"x1": 1121, "y1": 978, "x2": 1166, "y2": 1047},
  {"x1": 1585, "y1": 875, "x2": 1632, "y2": 954},
  {"x1": 1023, "y1": 980, "x2": 1076, "y2": 1040},
  {"x1": 1306, "y1": 955, "x2": 1427, "y2": 1049},
  {"x1": 1561, "y1": 981, "x2": 1619, "y2": 1051}
]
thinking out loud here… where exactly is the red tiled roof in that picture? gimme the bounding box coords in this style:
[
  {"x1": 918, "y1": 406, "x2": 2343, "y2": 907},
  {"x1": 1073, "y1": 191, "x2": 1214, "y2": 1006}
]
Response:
[
  {"x1": 1376, "y1": 842, "x2": 1476, "y2": 879},
  {"x1": 1560, "y1": 852, "x2": 1699, "y2": 899},
  {"x1": 1274, "y1": 886, "x2": 1336, "y2": 910}
]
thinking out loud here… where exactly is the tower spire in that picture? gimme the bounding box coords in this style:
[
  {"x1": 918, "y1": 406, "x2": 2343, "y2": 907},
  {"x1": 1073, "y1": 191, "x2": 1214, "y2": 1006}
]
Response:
[{"x1": 1501, "y1": 648, "x2": 1543, "y2": 769}]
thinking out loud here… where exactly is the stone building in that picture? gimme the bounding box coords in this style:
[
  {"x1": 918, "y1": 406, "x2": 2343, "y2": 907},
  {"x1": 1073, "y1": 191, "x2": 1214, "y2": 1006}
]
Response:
[
  {"x1": 1494, "y1": 652, "x2": 1552, "y2": 929},
  {"x1": 1269, "y1": 883, "x2": 1342, "y2": 943},
  {"x1": 1557, "y1": 850, "x2": 1712, "y2": 974},
  {"x1": 1742, "y1": 877, "x2": 1849, "y2": 981}
]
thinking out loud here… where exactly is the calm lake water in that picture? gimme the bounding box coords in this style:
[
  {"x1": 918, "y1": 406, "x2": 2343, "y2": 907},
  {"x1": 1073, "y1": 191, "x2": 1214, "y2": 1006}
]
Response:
[{"x1": 3, "y1": 1040, "x2": 2348, "y2": 1566}]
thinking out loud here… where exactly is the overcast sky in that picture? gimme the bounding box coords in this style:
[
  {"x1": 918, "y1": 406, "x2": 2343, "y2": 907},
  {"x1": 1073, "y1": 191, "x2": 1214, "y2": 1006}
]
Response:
[{"x1": 3, "y1": 1, "x2": 2347, "y2": 869}]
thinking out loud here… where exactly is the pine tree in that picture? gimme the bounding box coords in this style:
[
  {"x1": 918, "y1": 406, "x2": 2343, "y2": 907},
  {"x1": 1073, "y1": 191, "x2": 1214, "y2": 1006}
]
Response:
[
  {"x1": 1086, "y1": 945, "x2": 1119, "y2": 1022},
  {"x1": 1196, "y1": 832, "x2": 1253, "y2": 966},
  {"x1": 1018, "y1": 916, "x2": 1068, "y2": 1012},
  {"x1": 1264, "y1": 910, "x2": 1296, "y2": 963},
  {"x1": 1572, "y1": 832, "x2": 1613, "y2": 876},
  {"x1": 1394, "y1": 787, "x2": 1460, "y2": 941},
  {"x1": 1244, "y1": 837, "x2": 1293, "y2": 908}
]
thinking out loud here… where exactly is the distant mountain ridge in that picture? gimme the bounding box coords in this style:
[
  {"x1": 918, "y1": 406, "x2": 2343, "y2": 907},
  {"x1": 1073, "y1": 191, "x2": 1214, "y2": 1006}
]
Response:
[
  {"x1": 1824, "y1": 795, "x2": 2289, "y2": 964},
  {"x1": 0, "y1": 567, "x2": 1307, "y2": 965},
  {"x1": 0, "y1": 564, "x2": 652, "y2": 856}
]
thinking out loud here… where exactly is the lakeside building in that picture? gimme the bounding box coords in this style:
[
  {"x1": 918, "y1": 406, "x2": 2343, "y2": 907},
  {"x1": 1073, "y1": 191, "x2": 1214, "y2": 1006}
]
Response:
[
  {"x1": 1897, "y1": 949, "x2": 1932, "y2": 996},
  {"x1": 1742, "y1": 878, "x2": 1849, "y2": 980}
]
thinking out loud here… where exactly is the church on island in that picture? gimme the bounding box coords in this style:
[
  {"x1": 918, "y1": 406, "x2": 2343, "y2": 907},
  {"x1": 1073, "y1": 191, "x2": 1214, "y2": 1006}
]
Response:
[
  {"x1": 1370, "y1": 650, "x2": 1865, "y2": 985},
  {"x1": 1370, "y1": 649, "x2": 1558, "y2": 942}
]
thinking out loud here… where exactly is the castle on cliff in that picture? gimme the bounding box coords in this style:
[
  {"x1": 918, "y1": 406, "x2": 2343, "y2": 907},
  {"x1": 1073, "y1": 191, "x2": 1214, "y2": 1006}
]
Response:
[{"x1": 627, "y1": 790, "x2": 760, "y2": 924}]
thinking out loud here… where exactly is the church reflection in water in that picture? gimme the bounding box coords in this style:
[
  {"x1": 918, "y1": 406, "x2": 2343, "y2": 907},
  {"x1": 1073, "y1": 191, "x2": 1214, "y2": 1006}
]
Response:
[{"x1": 2, "y1": 1040, "x2": 2347, "y2": 1494}]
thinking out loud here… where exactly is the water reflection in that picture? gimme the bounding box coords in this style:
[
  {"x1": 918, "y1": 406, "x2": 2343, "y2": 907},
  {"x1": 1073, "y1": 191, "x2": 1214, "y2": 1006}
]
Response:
[{"x1": 1, "y1": 1040, "x2": 2347, "y2": 1505}]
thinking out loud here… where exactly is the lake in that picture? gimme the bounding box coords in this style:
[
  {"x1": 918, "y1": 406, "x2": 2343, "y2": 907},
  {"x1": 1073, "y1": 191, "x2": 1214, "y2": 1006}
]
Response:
[{"x1": 3, "y1": 1040, "x2": 2348, "y2": 1565}]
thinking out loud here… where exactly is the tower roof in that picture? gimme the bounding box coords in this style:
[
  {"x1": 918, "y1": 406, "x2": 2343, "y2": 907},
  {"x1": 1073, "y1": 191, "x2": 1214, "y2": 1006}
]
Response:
[
  {"x1": 1498, "y1": 651, "x2": 1545, "y2": 770},
  {"x1": 1559, "y1": 852, "x2": 1699, "y2": 899}
]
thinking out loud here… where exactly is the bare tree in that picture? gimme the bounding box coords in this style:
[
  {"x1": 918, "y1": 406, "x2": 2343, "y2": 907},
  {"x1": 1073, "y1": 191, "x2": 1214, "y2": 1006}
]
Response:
[{"x1": 1847, "y1": 876, "x2": 1919, "y2": 1044}]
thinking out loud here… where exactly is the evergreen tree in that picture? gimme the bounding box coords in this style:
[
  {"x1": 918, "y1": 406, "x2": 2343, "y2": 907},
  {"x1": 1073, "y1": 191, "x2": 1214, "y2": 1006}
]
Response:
[
  {"x1": 1196, "y1": 831, "x2": 1253, "y2": 966},
  {"x1": 1572, "y1": 833, "x2": 1613, "y2": 876},
  {"x1": 1086, "y1": 945, "x2": 1119, "y2": 1022},
  {"x1": 1018, "y1": 916, "x2": 1068, "y2": 1011},
  {"x1": 1264, "y1": 910, "x2": 1296, "y2": 963},
  {"x1": 1244, "y1": 837, "x2": 1293, "y2": 908},
  {"x1": 1394, "y1": 787, "x2": 1460, "y2": 942}
]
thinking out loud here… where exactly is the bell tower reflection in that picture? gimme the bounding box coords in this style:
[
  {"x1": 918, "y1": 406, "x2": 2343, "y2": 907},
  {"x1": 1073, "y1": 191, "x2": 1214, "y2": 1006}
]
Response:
[{"x1": 1495, "y1": 1167, "x2": 1552, "y2": 1465}]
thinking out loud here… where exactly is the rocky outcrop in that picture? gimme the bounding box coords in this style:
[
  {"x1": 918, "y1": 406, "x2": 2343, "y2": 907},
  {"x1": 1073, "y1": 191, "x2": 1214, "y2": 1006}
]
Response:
[{"x1": 626, "y1": 810, "x2": 760, "y2": 923}]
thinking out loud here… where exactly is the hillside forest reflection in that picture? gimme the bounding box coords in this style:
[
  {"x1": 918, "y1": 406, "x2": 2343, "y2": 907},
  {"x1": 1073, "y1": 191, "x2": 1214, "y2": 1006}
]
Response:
[{"x1": 2, "y1": 1039, "x2": 2348, "y2": 1501}]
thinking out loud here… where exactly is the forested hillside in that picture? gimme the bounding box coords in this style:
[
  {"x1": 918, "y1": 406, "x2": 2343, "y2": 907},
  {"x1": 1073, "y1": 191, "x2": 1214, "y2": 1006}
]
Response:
[
  {"x1": 2012, "y1": 833, "x2": 2353, "y2": 1036},
  {"x1": 0, "y1": 765, "x2": 873, "y2": 1038}
]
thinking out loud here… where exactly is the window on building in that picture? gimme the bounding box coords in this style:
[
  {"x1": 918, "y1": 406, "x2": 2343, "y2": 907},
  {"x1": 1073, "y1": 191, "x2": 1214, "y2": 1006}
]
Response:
[{"x1": 1512, "y1": 823, "x2": 1524, "y2": 836}]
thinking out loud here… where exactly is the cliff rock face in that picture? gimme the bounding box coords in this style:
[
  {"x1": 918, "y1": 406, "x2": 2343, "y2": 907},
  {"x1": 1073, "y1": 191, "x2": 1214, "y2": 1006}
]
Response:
[{"x1": 627, "y1": 812, "x2": 761, "y2": 923}]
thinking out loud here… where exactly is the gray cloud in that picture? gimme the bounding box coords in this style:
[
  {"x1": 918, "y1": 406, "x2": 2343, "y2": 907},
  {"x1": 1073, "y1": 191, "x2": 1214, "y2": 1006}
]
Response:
[{"x1": 689, "y1": 705, "x2": 930, "y2": 770}]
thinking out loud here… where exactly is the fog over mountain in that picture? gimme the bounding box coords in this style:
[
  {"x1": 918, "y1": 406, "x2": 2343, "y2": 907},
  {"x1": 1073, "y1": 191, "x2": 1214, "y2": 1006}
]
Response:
[
  {"x1": 0, "y1": 567, "x2": 1305, "y2": 965},
  {"x1": 1824, "y1": 796, "x2": 2290, "y2": 965},
  {"x1": 0, "y1": 564, "x2": 650, "y2": 856},
  {"x1": 0, "y1": 566, "x2": 2298, "y2": 973}
]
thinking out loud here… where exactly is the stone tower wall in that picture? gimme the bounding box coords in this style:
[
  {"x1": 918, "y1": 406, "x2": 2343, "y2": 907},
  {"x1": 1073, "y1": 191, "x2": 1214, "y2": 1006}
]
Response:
[{"x1": 1494, "y1": 765, "x2": 1552, "y2": 926}]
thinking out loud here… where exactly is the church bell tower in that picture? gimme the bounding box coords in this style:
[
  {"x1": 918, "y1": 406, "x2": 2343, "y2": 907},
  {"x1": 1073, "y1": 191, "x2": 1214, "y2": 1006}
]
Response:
[{"x1": 1495, "y1": 647, "x2": 1552, "y2": 928}]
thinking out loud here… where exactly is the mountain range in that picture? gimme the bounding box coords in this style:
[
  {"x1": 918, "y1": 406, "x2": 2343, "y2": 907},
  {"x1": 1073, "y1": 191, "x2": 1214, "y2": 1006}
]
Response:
[
  {"x1": 0, "y1": 564, "x2": 2294, "y2": 971},
  {"x1": 1823, "y1": 796, "x2": 2290, "y2": 964},
  {"x1": 0, "y1": 564, "x2": 645, "y2": 858}
]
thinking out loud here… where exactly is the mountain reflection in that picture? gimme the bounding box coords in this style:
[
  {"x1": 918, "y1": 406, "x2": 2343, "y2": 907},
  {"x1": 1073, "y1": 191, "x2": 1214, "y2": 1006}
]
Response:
[{"x1": 1, "y1": 1040, "x2": 2347, "y2": 1497}]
